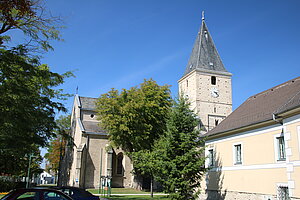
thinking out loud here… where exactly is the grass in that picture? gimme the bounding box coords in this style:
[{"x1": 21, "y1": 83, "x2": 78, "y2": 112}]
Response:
[
  {"x1": 88, "y1": 188, "x2": 156, "y2": 194},
  {"x1": 0, "y1": 188, "x2": 170, "y2": 200},
  {"x1": 88, "y1": 188, "x2": 170, "y2": 200}
]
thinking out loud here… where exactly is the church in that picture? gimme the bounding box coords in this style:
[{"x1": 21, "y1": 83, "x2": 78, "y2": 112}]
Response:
[
  {"x1": 66, "y1": 13, "x2": 300, "y2": 200},
  {"x1": 66, "y1": 13, "x2": 232, "y2": 190}
]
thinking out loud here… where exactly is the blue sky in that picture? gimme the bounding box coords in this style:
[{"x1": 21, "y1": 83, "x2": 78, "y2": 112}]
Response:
[{"x1": 40, "y1": 0, "x2": 300, "y2": 112}]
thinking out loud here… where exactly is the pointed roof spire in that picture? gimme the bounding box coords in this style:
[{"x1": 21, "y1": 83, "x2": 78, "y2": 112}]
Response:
[{"x1": 183, "y1": 12, "x2": 231, "y2": 77}]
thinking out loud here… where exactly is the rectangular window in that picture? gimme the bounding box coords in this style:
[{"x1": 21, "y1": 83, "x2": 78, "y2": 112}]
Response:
[
  {"x1": 277, "y1": 186, "x2": 289, "y2": 200},
  {"x1": 277, "y1": 136, "x2": 286, "y2": 161},
  {"x1": 211, "y1": 76, "x2": 216, "y2": 85},
  {"x1": 208, "y1": 149, "x2": 214, "y2": 167},
  {"x1": 234, "y1": 144, "x2": 242, "y2": 164}
]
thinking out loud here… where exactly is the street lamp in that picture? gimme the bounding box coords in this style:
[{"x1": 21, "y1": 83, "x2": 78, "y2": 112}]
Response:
[{"x1": 26, "y1": 153, "x2": 36, "y2": 188}]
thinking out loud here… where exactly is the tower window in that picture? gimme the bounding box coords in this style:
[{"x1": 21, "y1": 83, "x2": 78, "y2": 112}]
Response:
[
  {"x1": 211, "y1": 76, "x2": 216, "y2": 85},
  {"x1": 215, "y1": 119, "x2": 219, "y2": 126},
  {"x1": 186, "y1": 80, "x2": 188, "y2": 87},
  {"x1": 214, "y1": 107, "x2": 216, "y2": 113}
]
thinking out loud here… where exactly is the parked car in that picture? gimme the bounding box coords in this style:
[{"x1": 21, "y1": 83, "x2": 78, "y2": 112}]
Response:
[
  {"x1": 51, "y1": 187, "x2": 100, "y2": 200},
  {"x1": 0, "y1": 188, "x2": 73, "y2": 200}
]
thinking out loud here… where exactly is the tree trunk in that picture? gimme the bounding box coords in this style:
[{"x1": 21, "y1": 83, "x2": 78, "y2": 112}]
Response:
[{"x1": 150, "y1": 176, "x2": 153, "y2": 198}]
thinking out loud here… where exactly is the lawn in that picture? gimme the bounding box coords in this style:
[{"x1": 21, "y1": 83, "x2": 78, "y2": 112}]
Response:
[
  {"x1": 88, "y1": 188, "x2": 170, "y2": 200},
  {"x1": 0, "y1": 188, "x2": 170, "y2": 200},
  {"x1": 88, "y1": 188, "x2": 157, "y2": 194}
]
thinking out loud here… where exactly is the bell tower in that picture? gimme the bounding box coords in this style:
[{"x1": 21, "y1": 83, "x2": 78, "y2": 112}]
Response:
[{"x1": 178, "y1": 12, "x2": 232, "y2": 133}]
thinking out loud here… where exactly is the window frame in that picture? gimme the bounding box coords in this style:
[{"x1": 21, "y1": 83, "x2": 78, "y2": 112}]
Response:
[
  {"x1": 277, "y1": 136, "x2": 286, "y2": 161},
  {"x1": 277, "y1": 183, "x2": 290, "y2": 200},
  {"x1": 208, "y1": 149, "x2": 215, "y2": 167},
  {"x1": 274, "y1": 133, "x2": 286, "y2": 162},
  {"x1": 211, "y1": 76, "x2": 216, "y2": 85},
  {"x1": 233, "y1": 142, "x2": 243, "y2": 165}
]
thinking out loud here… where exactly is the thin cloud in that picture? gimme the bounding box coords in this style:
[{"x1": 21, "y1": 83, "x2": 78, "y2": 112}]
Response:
[{"x1": 94, "y1": 50, "x2": 183, "y2": 94}]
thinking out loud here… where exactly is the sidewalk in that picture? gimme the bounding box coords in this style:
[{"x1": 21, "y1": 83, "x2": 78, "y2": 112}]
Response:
[{"x1": 98, "y1": 193, "x2": 168, "y2": 199}]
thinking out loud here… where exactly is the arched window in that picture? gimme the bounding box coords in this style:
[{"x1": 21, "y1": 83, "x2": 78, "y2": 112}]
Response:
[
  {"x1": 211, "y1": 76, "x2": 216, "y2": 85},
  {"x1": 116, "y1": 153, "x2": 123, "y2": 175}
]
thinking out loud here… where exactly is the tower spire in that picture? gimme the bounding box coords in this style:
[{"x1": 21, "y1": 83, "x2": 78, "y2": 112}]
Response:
[{"x1": 182, "y1": 13, "x2": 231, "y2": 77}]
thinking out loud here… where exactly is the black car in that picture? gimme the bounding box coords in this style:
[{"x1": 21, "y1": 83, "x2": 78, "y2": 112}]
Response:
[
  {"x1": 1, "y1": 188, "x2": 73, "y2": 200},
  {"x1": 51, "y1": 187, "x2": 100, "y2": 200}
]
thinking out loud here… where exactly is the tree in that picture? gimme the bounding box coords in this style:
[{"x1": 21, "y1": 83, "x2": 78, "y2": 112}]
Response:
[
  {"x1": 96, "y1": 79, "x2": 172, "y2": 194},
  {"x1": 131, "y1": 149, "x2": 158, "y2": 197},
  {"x1": 0, "y1": 0, "x2": 62, "y2": 52},
  {"x1": 96, "y1": 79, "x2": 172, "y2": 153},
  {"x1": 153, "y1": 96, "x2": 206, "y2": 200},
  {"x1": 0, "y1": 48, "x2": 72, "y2": 175},
  {"x1": 45, "y1": 114, "x2": 72, "y2": 186},
  {"x1": 0, "y1": 0, "x2": 71, "y2": 177},
  {"x1": 45, "y1": 138, "x2": 63, "y2": 173}
]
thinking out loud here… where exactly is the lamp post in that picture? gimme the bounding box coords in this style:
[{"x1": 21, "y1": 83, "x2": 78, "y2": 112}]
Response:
[{"x1": 26, "y1": 154, "x2": 36, "y2": 188}]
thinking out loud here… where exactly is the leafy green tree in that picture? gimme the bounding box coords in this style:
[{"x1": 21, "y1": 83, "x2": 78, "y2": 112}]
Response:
[
  {"x1": 0, "y1": 0, "x2": 62, "y2": 52},
  {"x1": 96, "y1": 79, "x2": 172, "y2": 194},
  {"x1": 96, "y1": 79, "x2": 172, "y2": 153},
  {"x1": 153, "y1": 96, "x2": 206, "y2": 200},
  {"x1": 0, "y1": 48, "x2": 72, "y2": 175},
  {"x1": 1, "y1": 144, "x2": 43, "y2": 178},
  {"x1": 131, "y1": 149, "x2": 158, "y2": 197},
  {"x1": 0, "y1": 0, "x2": 70, "y2": 177}
]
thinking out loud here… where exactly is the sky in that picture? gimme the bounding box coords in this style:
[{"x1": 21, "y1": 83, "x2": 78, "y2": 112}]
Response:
[{"x1": 38, "y1": 0, "x2": 300, "y2": 113}]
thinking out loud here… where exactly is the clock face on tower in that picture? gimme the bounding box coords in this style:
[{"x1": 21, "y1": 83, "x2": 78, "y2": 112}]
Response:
[{"x1": 210, "y1": 87, "x2": 219, "y2": 98}]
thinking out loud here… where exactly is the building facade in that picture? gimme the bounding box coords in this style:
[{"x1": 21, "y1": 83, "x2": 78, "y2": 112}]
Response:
[
  {"x1": 203, "y1": 77, "x2": 300, "y2": 200},
  {"x1": 65, "y1": 13, "x2": 300, "y2": 200},
  {"x1": 180, "y1": 14, "x2": 300, "y2": 200},
  {"x1": 67, "y1": 95, "x2": 135, "y2": 189}
]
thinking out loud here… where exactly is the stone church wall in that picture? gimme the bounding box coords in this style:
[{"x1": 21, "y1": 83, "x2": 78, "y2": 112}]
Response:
[{"x1": 84, "y1": 135, "x2": 109, "y2": 188}]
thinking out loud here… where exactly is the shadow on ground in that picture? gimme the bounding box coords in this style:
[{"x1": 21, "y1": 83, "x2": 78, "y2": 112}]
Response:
[{"x1": 106, "y1": 196, "x2": 169, "y2": 200}]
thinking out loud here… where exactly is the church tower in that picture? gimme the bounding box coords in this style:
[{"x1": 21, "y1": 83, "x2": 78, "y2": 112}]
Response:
[{"x1": 178, "y1": 13, "x2": 232, "y2": 133}]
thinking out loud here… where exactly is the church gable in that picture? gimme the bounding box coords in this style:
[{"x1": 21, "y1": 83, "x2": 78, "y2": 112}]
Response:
[{"x1": 76, "y1": 96, "x2": 107, "y2": 135}]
